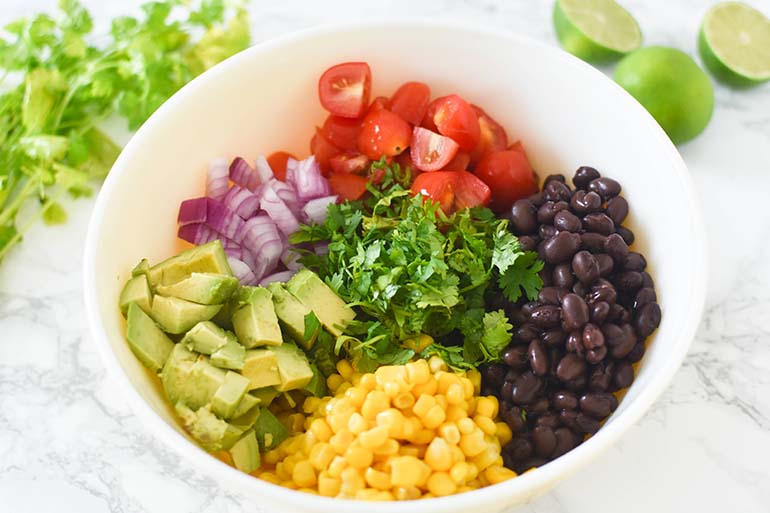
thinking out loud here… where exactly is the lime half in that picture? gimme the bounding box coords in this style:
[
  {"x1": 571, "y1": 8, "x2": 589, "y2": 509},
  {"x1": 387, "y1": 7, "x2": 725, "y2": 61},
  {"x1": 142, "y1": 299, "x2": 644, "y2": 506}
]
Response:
[
  {"x1": 553, "y1": 0, "x2": 642, "y2": 63},
  {"x1": 699, "y1": 2, "x2": 770, "y2": 87}
]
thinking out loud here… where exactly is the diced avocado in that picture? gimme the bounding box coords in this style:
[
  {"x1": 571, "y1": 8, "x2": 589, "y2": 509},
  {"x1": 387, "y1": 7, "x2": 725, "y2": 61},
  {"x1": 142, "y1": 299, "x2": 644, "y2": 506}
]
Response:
[
  {"x1": 126, "y1": 303, "x2": 174, "y2": 373},
  {"x1": 273, "y1": 343, "x2": 314, "y2": 392},
  {"x1": 253, "y1": 406, "x2": 289, "y2": 451},
  {"x1": 175, "y1": 403, "x2": 243, "y2": 452},
  {"x1": 182, "y1": 321, "x2": 231, "y2": 354},
  {"x1": 232, "y1": 287, "x2": 283, "y2": 348},
  {"x1": 131, "y1": 258, "x2": 150, "y2": 278},
  {"x1": 286, "y1": 269, "x2": 355, "y2": 337},
  {"x1": 161, "y1": 345, "x2": 226, "y2": 410},
  {"x1": 241, "y1": 349, "x2": 281, "y2": 390},
  {"x1": 120, "y1": 274, "x2": 153, "y2": 317},
  {"x1": 155, "y1": 272, "x2": 239, "y2": 305},
  {"x1": 231, "y1": 393, "x2": 261, "y2": 419},
  {"x1": 250, "y1": 387, "x2": 279, "y2": 407},
  {"x1": 210, "y1": 294, "x2": 237, "y2": 330},
  {"x1": 148, "y1": 240, "x2": 232, "y2": 287},
  {"x1": 210, "y1": 338, "x2": 246, "y2": 370},
  {"x1": 303, "y1": 363, "x2": 328, "y2": 398},
  {"x1": 268, "y1": 283, "x2": 312, "y2": 348},
  {"x1": 212, "y1": 371, "x2": 250, "y2": 419},
  {"x1": 230, "y1": 400, "x2": 262, "y2": 432},
  {"x1": 150, "y1": 295, "x2": 222, "y2": 334},
  {"x1": 229, "y1": 430, "x2": 261, "y2": 473}
]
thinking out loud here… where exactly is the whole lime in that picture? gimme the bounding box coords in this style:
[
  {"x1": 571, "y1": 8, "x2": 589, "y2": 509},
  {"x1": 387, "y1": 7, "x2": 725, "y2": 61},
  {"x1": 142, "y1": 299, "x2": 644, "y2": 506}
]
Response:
[{"x1": 614, "y1": 46, "x2": 714, "y2": 144}]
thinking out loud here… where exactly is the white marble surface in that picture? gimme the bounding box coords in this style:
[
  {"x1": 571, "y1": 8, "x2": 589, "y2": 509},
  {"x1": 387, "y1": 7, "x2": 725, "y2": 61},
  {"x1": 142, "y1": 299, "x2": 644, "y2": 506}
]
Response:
[{"x1": 1, "y1": 0, "x2": 769, "y2": 511}]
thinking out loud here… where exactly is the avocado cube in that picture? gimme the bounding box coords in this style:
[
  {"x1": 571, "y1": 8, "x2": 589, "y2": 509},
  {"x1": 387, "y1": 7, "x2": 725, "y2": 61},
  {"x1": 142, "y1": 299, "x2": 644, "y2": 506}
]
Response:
[
  {"x1": 229, "y1": 430, "x2": 261, "y2": 473},
  {"x1": 131, "y1": 258, "x2": 150, "y2": 278},
  {"x1": 231, "y1": 393, "x2": 261, "y2": 420},
  {"x1": 303, "y1": 363, "x2": 328, "y2": 398},
  {"x1": 210, "y1": 294, "x2": 237, "y2": 330},
  {"x1": 242, "y1": 349, "x2": 281, "y2": 390},
  {"x1": 250, "y1": 387, "x2": 279, "y2": 407},
  {"x1": 210, "y1": 338, "x2": 246, "y2": 370},
  {"x1": 120, "y1": 274, "x2": 153, "y2": 317},
  {"x1": 182, "y1": 321, "x2": 231, "y2": 354},
  {"x1": 272, "y1": 344, "x2": 314, "y2": 392},
  {"x1": 268, "y1": 283, "x2": 313, "y2": 348},
  {"x1": 148, "y1": 240, "x2": 232, "y2": 287},
  {"x1": 150, "y1": 295, "x2": 222, "y2": 334},
  {"x1": 155, "y1": 272, "x2": 239, "y2": 305},
  {"x1": 175, "y1": 403, "x2": 243, "y2": 452},
  {"x1": 232, "y1": 287, "x2": 283, "y2": 348},
  {"x1": 286, "y1": 270, "x2": 355, "y2": 337},
  {"x1": 253, "y1": 406, "x2": 289, "y2": 451},
  {"x1": 230, "y1": 399, "x2": 262, "y2": 432},
  {"x1": 161, "y1": 345, "x2": 226, "y2": 410},
  {"x1": 126, "y1": 303, "x2": 174, "y2": 373},
  {"x1": 212, "y1": 371, "x2": 250, "y2": 419}
]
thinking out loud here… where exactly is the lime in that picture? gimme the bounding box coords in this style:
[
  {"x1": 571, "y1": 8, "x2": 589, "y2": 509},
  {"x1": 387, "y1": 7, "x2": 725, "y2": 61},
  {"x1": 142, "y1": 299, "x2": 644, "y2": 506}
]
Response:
[
  {"x1": 698, "y1": 2, "x2": 770, "y2": 87},
  {"x1": 553, "y1": 0, "x2": 642, "y2": 63},
  {"x1": 614, "y1": 47, "x2": 714, "y2": 145}
]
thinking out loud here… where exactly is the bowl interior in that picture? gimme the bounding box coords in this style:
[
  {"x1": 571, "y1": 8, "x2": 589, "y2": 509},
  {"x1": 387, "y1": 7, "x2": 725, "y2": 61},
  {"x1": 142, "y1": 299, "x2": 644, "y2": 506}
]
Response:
[{"x1": 85, "y1": 22, "x2": 704, "y2": 513}]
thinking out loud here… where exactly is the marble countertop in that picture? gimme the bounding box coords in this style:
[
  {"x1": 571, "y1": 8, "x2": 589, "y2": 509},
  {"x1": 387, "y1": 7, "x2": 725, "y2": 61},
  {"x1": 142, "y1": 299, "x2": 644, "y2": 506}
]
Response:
[{"x1": 1, "y1": 0, "x2": 769, "y2": 511}]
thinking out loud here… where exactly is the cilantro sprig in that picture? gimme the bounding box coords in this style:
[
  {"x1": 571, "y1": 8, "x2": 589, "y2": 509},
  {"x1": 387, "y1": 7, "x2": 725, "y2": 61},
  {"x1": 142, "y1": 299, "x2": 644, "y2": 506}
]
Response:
[{"x1": 0, "y1": 0, "x2": 250, "y2": 261}]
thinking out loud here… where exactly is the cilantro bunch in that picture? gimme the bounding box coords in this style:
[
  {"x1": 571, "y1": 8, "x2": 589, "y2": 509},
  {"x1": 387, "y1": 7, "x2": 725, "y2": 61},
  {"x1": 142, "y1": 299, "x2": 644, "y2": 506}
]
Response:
[
  {"x1": 292, "y1": 162, "x2": 544, "y2": 371},
  {"x1": 0, "y1": 0, "x2": 250, "y2": 261}
]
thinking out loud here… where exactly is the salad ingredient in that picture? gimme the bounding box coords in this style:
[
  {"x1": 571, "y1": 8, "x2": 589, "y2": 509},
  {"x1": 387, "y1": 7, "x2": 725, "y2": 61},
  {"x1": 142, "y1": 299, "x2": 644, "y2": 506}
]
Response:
[
  {"x1": 268, "y1": 282, "x2": 313, "y2": 347},
  {"x1": 242, "y1": 350, "x2": 282, "y2": 389},
  {"x1": 553, "y1": 0, "x2": 642, "y2": 63},
  {"x1": 698, "y1": 2, "x2": 770, "y2": 86},
  {"x1": 272, "y1": 344, "x2": 315, "y2": 391},
  {"x1": 311, "y1": 128, "x2": 342, "y2": 174},
  {"x1": 321, "y1": 116, "x2": 363, "y2": 151},
  {"x1": 389, "y1": 81, "x2": 432, "y2": 125},
  {"x1": 150, "y1": 295, "x2": 223, "y2": 334},
  {"x1": 469, "y1": 106, "x2": 508, "y2": 164},
  {"x1": 156, "y1": 272, "x2": 239, "y2": 305},
  {"x1": 267, "y1": 152, "x2": 295, "y2": 182},
  {"x1": 410, "y1": 127, "x2": 460, "y2": 172},
  {"x1": 230, "y1": 431, "x2": 261, "y2": 473},
  {"x1": 328, "y1": 173, "x2": 370, "y2": 201},
  {"x1": 329, "y1": 153, "x2": 370, "y2": 175},
  {"x1": 126, "y1": 303, "x2": 174, "y2": 373},
  {"x1": 427, "y1": 95, "x2": 481, "y2": 152},
  {"x1": 286, "y1": 269, "x2": 356, "y2": 337},
  {"x1": 357, "y1": 109, "x2": 412, "y2": 159},
  {"x1": 614, "y1": 47, "x2": 714, "y2": 145},
  {"x1": 147, "y1": 240, "x2": 232, "y2": 288},
  {"x1": 259, "y1": 358, "x2": 516, "y2": 499},
  {"x1": 207, "y1": 158, "x2": 231, "y2": 201},
  {"x1": 474, "y1": 150, "x2": 538, "y2": 212},
  {"x1": 119, "y1": 274, "x2": 152, "y2": 315},
  {"x1": 232, "y1": 286, "x2": 283, "y2": 348},
  {"x1": 318, "y1": 62, "x2": 372, "y2": 118},
  {"x1": 0, "y1": 0, "x2": 250, "y2": 262},
  {"x1": 411, "y1": 170, "x2": 491, "y2": 214}
]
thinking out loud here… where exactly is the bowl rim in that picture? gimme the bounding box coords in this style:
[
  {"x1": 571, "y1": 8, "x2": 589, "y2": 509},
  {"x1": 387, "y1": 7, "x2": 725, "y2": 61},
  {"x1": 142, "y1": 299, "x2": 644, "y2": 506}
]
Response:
[{"x1": 83, "y1": 18, "x2": 707, "y2": 513}]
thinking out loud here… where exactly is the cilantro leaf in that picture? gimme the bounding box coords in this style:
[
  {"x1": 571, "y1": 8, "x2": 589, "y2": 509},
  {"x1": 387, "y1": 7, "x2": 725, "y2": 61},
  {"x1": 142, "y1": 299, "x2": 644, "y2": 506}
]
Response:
[
  {"x1": 481, "y1": 310, "x2": 513, "y2": 359},
  {"x1": 499, "y1": 251, "x2": 545, "y2": 302}
]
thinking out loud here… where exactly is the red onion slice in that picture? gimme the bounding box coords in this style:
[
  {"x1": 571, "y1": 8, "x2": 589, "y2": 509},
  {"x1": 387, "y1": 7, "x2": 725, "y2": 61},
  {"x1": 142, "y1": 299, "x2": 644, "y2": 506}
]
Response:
[
  {"x1": 227, "y1": 257, "x2": 257, "y2": 285},
  {"x1": 260, "y1": 185, "x2": 300, "y2": 237},
  {"x1": 255, "y1": 155, "x2": 275, "y2": 184},
  {"x1": 259, "y1": 270, "x2": 295, "y2": 286},
  {"x1": 204, "y1": 198, "x2": 245, "y2": 242},
  {"x1": 241, "y1": 214, "x2": 284, "y2": 263},
  {"x1": 206, "y1": 157, "x2": 230, "y2": 201},
  {"x1": 223, "y1": 185, "x2": 260, "y2": 219},
  {"x1": 178, "y1": 197, "x2": 208, "y2": 226},
  {"x1": 290, "y1": 156, "x2": 331, "y2": 201},
  {"x1": 178, "y1": 223, "x2": 218, "y2": 245},
  {"x1": 301, "y1": 195, "x2": 338, "y2": 225},
  {"x1": 229, "y1": 157, "x2": 259, "y2": 191},
  {"x1": 285, "y1": 158, "x2": 299, "y2": 184}
]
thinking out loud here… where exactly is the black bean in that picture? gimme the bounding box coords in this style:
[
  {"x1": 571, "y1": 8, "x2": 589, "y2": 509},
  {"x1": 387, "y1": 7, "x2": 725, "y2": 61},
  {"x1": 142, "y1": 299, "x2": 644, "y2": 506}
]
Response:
[
  {"x1": 532, "y1": 426, "x2": 557, "y2": 457},
  {"x1": 539, "y1": 265, "x2": 554, "y2": 287},
  {"x1": 528, "y1": 339, "x2": 549, "y2": 376},
  {"x1": 514, "y1": 323, "x2": 539, "y2": 343},
  {"x1": 553, "y1": 210, "x2": 582, "y2": 232},
  {"x1": 521, "y1": 302, "x2": 540, "y2": 317},
  {"x1": 606, "y1": 323, "x2": 637, "y2": 359},
  {"x1": 506, "y1": 436, "x2": 532, "y2": 461},
  {"x1": 572, "y1": 281, "x2": 586, "y2": 297},
  {"x1": 582, "y1": 323, "x2": 605, "y2": 349},
  {"x1": 558, "y1": 409, "x2": 578, "y2": 430},
  {"x1": 613, "y1": 360, "x2": 634, "y2": 389},
  {"x1": 511, "y1": 372, "x2": 543, "y2": 405},
  {"x1": 538, "y1": 286, "x2": 563, "y2": 305},
  {"x1": 609, "y1": 303, "x2": 631, "y2": 324},
  {"x1": 517, "y1": 457, "x2": 548, "y2": 473},
  {"x1": 537, "y1": 201, "x2": 569, "y2": 224},
  {"x1": 586, "y1": 345, "x2": 607, "y2": 364},
  {"x1": 552, "y1": 264, "x2": 575, "y2": 289},
  {"x1": 542, "y1": 231, "x2": 581, "y2": 264},
  {"x1": 606, "y1": 196, "x2": 629, "y2": 224},
  {"x1": 623, "y1": 252, "x2": 647, "y2": 271},
  {"x1": 572, "y1": 250, "x2": 600, "y2": 284},
  {"x1": 552, "y1": 427, "x2": 577, "y2": 457},
  {"x1": 552, "y1": 390, "x2": 578, "y2": 410},
  {"x1": 615, "y1": 271, "x2": 643, "y2": 291},
  {"x1": 580, "y1": 232, "x2": 607, "y2": 252},
  {"x1": 589, "y1": 361, "x2": 614, "y2": 392},
  {"x1": 539, "y1": 224, "x2": 558, "y2": 240},
  {"x1": 580, "y1": 393, "x2": 615, "y2": 420},
  {"x1": 544, "y1": 180, "x2": 572, "y2": 202},
  {"x1": 518, "y1": 235, "x2": 539, "y2": 252},
  {"x1": 595, "y1": 253, "x2": 614, "y2": 277},
  {"x1": 542, "y1": 328, "x2": 567, "y2": 348},
  {"x1": 504, "y1": 368, "x2": 520, "y2": 383},
  {"x1": 481, "y1": 363, "x2": 507, "y2": 387},
  {"x1": 565, "y1": 374, "x2": 588, "y2": 392},
  {"x1": 530, "y1": 305, "x2": 562, "y2": 328},
  {"x1": 635, "y1": 302, "x2": 661, "y2": 338},
  {"x1": 529, "y1": 191, "x2": 545, "y2": 207},
  {"x1": 501, "y1": 381, "x2": 514, "y2": 402},
  {"x1": 588, "y1": 280, "x2": 617, "y2": 305},
  {"x1": 565, "y1": 331, "x2": 585, "y2": 356},
  {"x1": 590, "y1": 301, "x2": 610, "y2": 324},
  {"x1": 556, "y1": 353, "x2": 586, "y2": 381},
  {"x1": 503, "y1": 345, "x2": 529, "y2": 369},
  {"x1": 603, "y1": 233, "x2": 629, "y2": 261},
  {"x1": 626, "y1": 342, "x2": 646, "y2": 363},
  {"x1": 616, "y1": 225, "x2": 635, "y2": 245},
  {"x1": 572, "y1": 166, "x2": 601, "y2": 189},
  {"x1": 509, "y1": 199, "x2": 538, "y2": 234},
  {"x1": 544, "y1": 174, "x2": 566, "y2": 185},
  {"x1": 570, "y1": 190, "x2": 603, "y2": 214},
  {"x1": 587, "y1": 177, "x2": 621, "y2": 199},
  {"x1": 575, "y1": 413, "x2": 600, "y2": 435},
  {"x1": 561, "y1": 293, "x2": 589, "y2": 331},
  {"x1": 528, "y1": 398, "x2": 550, "y2": 416},
  {"x1": 535, "y1": 412, "x2": 560, "y2": 429},
  {"x1": 583, "y1": 213, "x2": 615, "y2": 235},
  {"x1": 640, "y1": 271, "x2": 654, "y2": 289}
]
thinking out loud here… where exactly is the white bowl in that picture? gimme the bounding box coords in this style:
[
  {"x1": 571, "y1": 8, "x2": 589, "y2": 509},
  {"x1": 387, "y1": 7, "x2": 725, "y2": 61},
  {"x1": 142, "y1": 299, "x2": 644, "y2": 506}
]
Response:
[{"x1": 84, "y1": 21, "x2": 706, "y2": 513}]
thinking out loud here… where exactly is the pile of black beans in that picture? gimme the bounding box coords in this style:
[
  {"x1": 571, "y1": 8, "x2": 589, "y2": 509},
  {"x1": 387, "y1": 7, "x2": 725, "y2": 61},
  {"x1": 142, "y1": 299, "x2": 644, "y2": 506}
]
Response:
[{"x1": 482, "y1": 166, "x2": 662, "y2": 474}]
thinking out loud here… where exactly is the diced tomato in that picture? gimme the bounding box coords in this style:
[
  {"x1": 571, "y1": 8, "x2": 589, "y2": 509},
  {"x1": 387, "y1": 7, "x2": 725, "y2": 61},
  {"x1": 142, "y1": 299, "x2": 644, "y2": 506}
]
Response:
[
  {"x1": 411, "y1": 170, "x2": 490, "y2": 215},
  {"x1": 357, "y1": 109, "x2": 411, "y2": 160},
  {"x1": 509, "y1": 140, "x2": 528, "y2": 158},
  {"x1": 389, "y1": 81, "x2": 431, "y2": 125},
  {"x1": 321, "y1": 115, "x2": 362, "y2": 151},
  {"x1": 369, "y1": 167, "x2": 386, "y2": 185},
  {"x1": 330, "y1": 152, "x2": 370, "y2": 174},
  {"x1": 368, "y1": 96, "x2": 389, "y2": 114},
  {"x1": 425, "y1": 95, "x2": 480, "y2": 152},
  {"x1": 474, "y1": 150, "x2": 538, "y2": 212},
  {"x1": 310, "y1": 128, "x2": 341, "y2": 176},
  {"x1": 443, "y1": 151, "x2": 470, "y2": 171},
  {"x1": 318, "y1": 62, "x2": 371, "y2": 118},
  {"x1": 469, "y1": 105, "x2": 508, "y2": 165},
  {"x1": 266, "y1": 151, "x2": 295, "y2": 182},
  {"x1": 329, "y1": 173, "x2": 369, "y2": 201},
  {"x1": 410, "y1": 127, "x2": 460, "y2": 172},
  {"x1": 421, "y1": 100, "x2": 439, "y2": 132}
]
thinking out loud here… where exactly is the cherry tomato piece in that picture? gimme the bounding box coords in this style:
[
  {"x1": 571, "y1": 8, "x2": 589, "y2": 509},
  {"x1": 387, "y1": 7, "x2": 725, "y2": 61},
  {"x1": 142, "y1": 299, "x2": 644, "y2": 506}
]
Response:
[
  {"x1": 469, "y1": 105, "x2": 508, "y2": 164},
  {"x1": 389, "y1": 81, "x2": 431, "y2": 125},
  {"x1": 321, "y1": 115, "x2": 362, "y2": 151},
  {"x1": 411, "y1": 170, "x2": 490, "y2": 215},
  {"x1": 410, "y1": 127, "x2": 460, "y2": 172},
  {"x1": 318, "y1": 62, "x2": 371, "y2": 118},
  {"x1": 329, "y1": 173, "x2": 369, "y2": 201},
  {"x1": 474, "y1": 150, "x2": 538, "y2": 212},
  {"x1": 428, "y1": 94, "x2": 480, "y2": 152},
  {"x1": 367, "y1": 96, "x2": 389, "y2": 114},
  {"x1": 330, "y1": 152, "x2": 370, "y2": 174},
  {"x1": 442, "y1": 151, "x2": 470, "y2": 171},
  {"x1": 310, "y1": 128, "x2": 341, "y2": 176},
  {"x1": 357, "y1": 109, "x2": 411, "y2": 160},
  {"x1": 266, "y1": 151, "x2": 295, "y2": 182}
]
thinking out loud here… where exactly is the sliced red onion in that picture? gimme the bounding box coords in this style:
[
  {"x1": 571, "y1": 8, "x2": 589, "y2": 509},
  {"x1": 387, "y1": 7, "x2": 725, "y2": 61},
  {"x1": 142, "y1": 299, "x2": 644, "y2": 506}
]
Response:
[
  {"x1": 301, "y1": 195, "x2": 338, "y2": 225},
  {"x1": 266, "y1": 179, "x2": 300, "y2": 217},
  {"x1": 229, "y1": 157, "x2": 259, "y2": 191},
  {"x1": 241, "y1": 215, "x2": 284, "y2": 263},
  {"x1": 285, "y1": 158, "x2": 299, "y2": 184},
  {"x1": 223, "y1": 185, "x2": 260, "y2": 219},
  {"x1": 206, "y1": 157, "x2": 230, "y2": 200},
  {"x1": 227, "y1": 257, "x2": 257, "y2": 285},
  {"x1": 205, "y1": 198, "x2": 245, "y2": 243},
  {"x1": 225, "y1": 247, "x2": 244, "y2": 260},
  {"x1": 260, "y1": 184, "x2": 300, "y2": 236},
  {"x1": 178, "y1": 223, "x2": 218, "y2": 245},
  {"x1": 178, "y1": 197, "x2": 208, "y2": 226},
  {"x1": 290, "y1": 156, "x2": 331, "y2": 201},
  {"x1": 220, "y1": 237, "x2": 241, "y2": 250},
  {"x1": 255, "y1": 155, "x2": 274, "y2": 184},
  {"x1": 281, "y1": 246, "x2": 303, "y2": 271},
  {"x1": 259, "y1": 270, "x2": 295, "y2": 286},
  {"x1": 314, "y1": 242, "x2": 330, "y2": 255}
]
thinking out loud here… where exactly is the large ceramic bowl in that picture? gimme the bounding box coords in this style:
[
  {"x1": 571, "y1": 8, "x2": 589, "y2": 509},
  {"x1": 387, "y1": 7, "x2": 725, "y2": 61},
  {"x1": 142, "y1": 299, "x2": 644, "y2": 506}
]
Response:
[{"x1": 83, "y1": 21, "x2": 706, "y2": 513}]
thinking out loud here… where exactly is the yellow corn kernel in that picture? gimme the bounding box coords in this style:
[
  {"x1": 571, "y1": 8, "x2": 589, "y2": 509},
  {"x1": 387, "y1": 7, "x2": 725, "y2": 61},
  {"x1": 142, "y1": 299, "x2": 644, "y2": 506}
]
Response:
[
  {"x1": 302, "y1": 396, "x2": 322, "y2": 414},
  {"x1": 327, "y1": 373, "x2": 345, "y2": 393},
  {"x1": 495, "y1": 422, "x2": 513, "y2": 446},
  {"x1": 390, "y1": 456, "x2": 429, "y2": 487},
  {"x1": 466, "y1": 369, "x2": 481, "y2": 395},
  {"x1": 337, "y1": 382, "x2": 352, "y2": 395},
  {"x1": 350, "y1": 372, "x2": 362, "y2": 385},
  {"x1": 340, "y1": 467, "x2": 365, "y2": 496},
  {"x1": 309, "y1": 442, "x2": 336, "y2": 471},
  {"x1": 438, "y1": 422, "x2": 461, "y2": 445},
  {"x1": 393, "y1": 392, "x2": 415, "y2": 410},
  {"x1": 345, "y1": 444, "x2": 373, "y2": 469},
  {"x1": 330, "y1": 429, "x2": 355, "y2": 454},
  {"x1": 309, "y1": 418, "x2": 332, "y2": 442},
  {"x1": 416, "y1": 334, "x2": 434, "y2": 352},
  {"x1": 445, "y1": 383, "x2": 465, "y2": 405},
  {"x1": 345, "y1": 386, "x2": 367, "y2": 408},
  {"x1": 327, "y1": 455, "x2": 347, "y2": 478},
  {"x1": 411, "y1": 378, "x2": 438, "y2": 398},
  {"x1": 460, "y1": 429, "x2": 487, "y2": 457},
  {"x1": 263, "y1": 449, "x2": 281, "y2": 465},
  {"x1": 410, "y1": 428, "x2": 436, "y2": 445},
  {"x1": 376, "y1": 491, "x2": 395, "y2": 501},
  {"x1": 398, "y1": 445, "x2": 421, "y2": 458},
  {"x1": 292, "y1": 460, "x2": 316, "y2": 488},
  {"x1": 457, "y1": 485, "x2": 474, "y2": 493},
  {"x1": 280, "y1": 480, "x2": 298, "y2": 490},
  {"x1": 359, "y1": 425, "x2": 389, "y2": 449},
  {"x1": 347, "y1": 412, "x2": 369, "y2": 434},
  {"x1": 450, "y1": 444, "x2": 465, "y2": 464},
  {"x1": 302, "y1": 430, "x2": 319, "y2": 454},
  {"x1": 336, "y1": 360, "x2": 354, "y2": 381},
  {"x1": 435, "y1": 394, "x2": 449, "y2": 411},
  {"x1": 318, "y1": 473, "x2": 341, "y2": 497},
  {"x1": 445, "y1": 404, "x2": 468, "y2": 422},
  {"x1": 484, "y1": 465, "x2": 517, "y2": 485},
  {"x1": 475, "y1": 396, "x2": 499, "y2": 418},
  {"x1": 376, "y1": 408, "x2": 406, "y2": 438},
  {"x1": 361, "y1": 390, "x2": 390, "y2": 420},
  {"x1": 355, "y1": 489, "x2": 381, "y2": 501},
  {"x1": 402, "y1": 416, "x2": 422, "y2": 440},
  {"x1": 428, "y1": 355, "x2": 447, "y2": 373},
  {"x1": 364, "y1": 467, "x2": 391, "y2": 490},
  {"x1": 475, "y1": 415, "x2": 498, "y2": 436},
  {"x1": 457, "y1": 417, "x2": 475, "y2": 434},
  {"x1": 405, "y1": 359, "x2": 431, "y2": 385},
  {"x1": 375, "y1": 365, "x2": 408, "y2": 387},
  {"x1": 466, "y1": 462, "x2": 480, "y2": 481},
  {"x1": 393, "y1": 486, "x2": 421, "y2": 500},
  {"x1": 328, "y1": 412, "x2": 351, "y2": 434},
  {"x1": 258, "y1": 471, "x2": 280, "y2": 485},
  {"x1": 422, "y1": 404, "x2": 446, "y2": 430},
  {"x1": 413, "y1": 394, "x2": 436, "y2": 418},
  {"x1": 427, "y1": 471, "x2": 457, "y2": 497},
  {"x1": 383, "y1": 381, "x2": 402, "y2": 398},
  {"x1": 471, "y1": 443, "x2": 500, "y2": 471},
  {"x1": 425, "y1": 437, "x2": 453, "y2": 471},
  {"x1": 275, "y1": 462, "x2": 290, "y2": 481},
  {"x1": 373, "y1": 438, "x2": 399, "y2": 456},
  {"x1": 449, "y1": 461, "x2": 470, "y2": 484},
  {"x1": 359, "y1": 373, "x2": 377, "y2": 391},
  {"x1": 437, "y1": 372, "x2": 460, "y2": 394}
]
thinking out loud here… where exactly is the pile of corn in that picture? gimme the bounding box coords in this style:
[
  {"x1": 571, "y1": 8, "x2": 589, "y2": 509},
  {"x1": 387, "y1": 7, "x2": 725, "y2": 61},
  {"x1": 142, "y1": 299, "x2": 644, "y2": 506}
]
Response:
[{"x1": 259, "y1": 356, "x2": 517, "y2": 500}]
